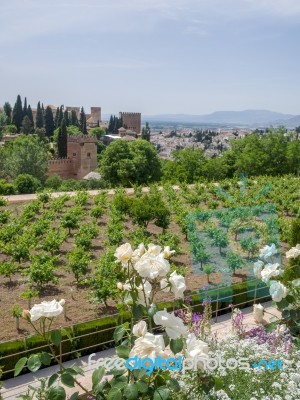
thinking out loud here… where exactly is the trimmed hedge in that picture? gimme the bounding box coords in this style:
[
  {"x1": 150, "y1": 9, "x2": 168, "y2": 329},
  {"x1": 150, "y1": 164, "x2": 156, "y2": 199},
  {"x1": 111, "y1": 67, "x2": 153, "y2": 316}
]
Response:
[{"x1": 0, "y1": 280, "x2": 270, "y2": 379}]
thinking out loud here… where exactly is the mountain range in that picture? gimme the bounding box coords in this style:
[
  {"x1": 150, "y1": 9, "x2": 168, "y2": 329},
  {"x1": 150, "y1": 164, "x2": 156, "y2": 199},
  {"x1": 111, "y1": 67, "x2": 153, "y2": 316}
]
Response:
[{"x1": 141, "y1": 110, "x2": 299, "y2": 127}]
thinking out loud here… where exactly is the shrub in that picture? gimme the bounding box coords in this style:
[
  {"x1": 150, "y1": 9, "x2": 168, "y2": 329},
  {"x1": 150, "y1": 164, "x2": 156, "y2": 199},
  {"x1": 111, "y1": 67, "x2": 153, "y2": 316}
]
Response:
[{"x1": 14, "y1": 174, "x2": 41, "y2": 194}]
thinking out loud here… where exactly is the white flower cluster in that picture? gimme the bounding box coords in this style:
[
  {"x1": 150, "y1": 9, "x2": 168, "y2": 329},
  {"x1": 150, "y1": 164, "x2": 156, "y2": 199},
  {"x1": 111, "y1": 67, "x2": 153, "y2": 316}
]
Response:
[
  {"x1": 130, "y1": 318, "x2": 209, "y2": 369},
  {"x1": 253, "y1": 244, "x2": 287, "y2": 302},
  {"x1": 115, "y1": 243, "x2": 186, "y2": 301},
  {"x1": 25, "y1": 299, "x2": 65, "y2": 322}
]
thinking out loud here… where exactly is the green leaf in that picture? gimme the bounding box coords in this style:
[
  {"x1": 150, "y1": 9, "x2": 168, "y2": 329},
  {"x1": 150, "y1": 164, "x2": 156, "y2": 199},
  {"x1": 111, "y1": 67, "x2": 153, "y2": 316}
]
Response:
[
  {"x1": 292, "y1": 279, "x2": 300, "y2": 287},
  {"x1": 153, "y1": 387, "x2": 170, "y2": 400},
  {"x1": 214, "y1": 377, "x2": 224, "y2": 391},
  {"x1": 148, "y1": 303, "x2": 158, "y2": 318},
  {"x1": 27, "y1": 354, "x2": 42, "y2": 372},
  {"x1": 124, "y1": 383, "x2": 139, "y2": 399},
  {"x1": 70, "y1": 393, "x2": 79, "y2": 400},
  {"x1": 170, "y1": 338, "x2": 183, "y2": 354},
  {"x1": 92, "y1": 366, "x2": 106, "y2": 389},
  {"x1": 282, "y1": 309, "x2": 290, "y2": 320},
  {"x1": 14, "y1": 357, "x2": 27, "y2": 376},
  {"x1": 163, "y1": 333, "x2": 170, "y2": 347},
  {"x1": 40, "y1": 352, "x2": 52, "y2": 366},
  {"x1": 110, "y1": 376, "x2": 127, "y2": 390},
  {"x1": 61, "y1": 328, "x2": 73, "y2": 343},
  {"x1": 168, "y1": 378, "x2": 181, "y2": 392},
  {"x1": 114, "y1": 326, "x2": 126, "y2": 343},
  {"x1": 116, "y1": 344, "x2": 130, "y2": 359},
  {"x1": 132, "y1": 304, "x2": 144, "y2": 319},
  {"x1": 136, "y1": 380, "x2": 148, "y2": 393},
  {"x1": 48, "y1": 386, "x2": 66, "y2": 400},
  {"x1": 48, "y1": 373, "x2": 59, "y2": 387},
  {"x1": 133, "y1": 368, "x2": 147, "y2": 379},
  {"x1": 107, "y1": 388, "x2": 122, "y2": 400},
  {"x1": 61, "y1": 372, "x2": 75, "y2": 388},
  {"x1": 50, "y1": 330, "x2": 62, "y2": 347}
]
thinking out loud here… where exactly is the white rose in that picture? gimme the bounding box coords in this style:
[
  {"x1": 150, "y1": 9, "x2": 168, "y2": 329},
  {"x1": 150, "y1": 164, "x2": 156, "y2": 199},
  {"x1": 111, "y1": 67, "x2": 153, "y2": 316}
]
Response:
[
  {"x1": 253, "y1": 260, "x2": 264, "y2": 279},
  {"x1": 29, "y1": 300, "x2": 64, "y2": 322},
  {"x1": 132, "y1": 320, "x2": 148, "y2": 337},
  {"x1": 269, "y1": 280, "x2": 288, "y2": 302},
  {"x1": 261, "y1": 263, "x2": 282, "y2": 283},
  {"x1": 117, "y1": 282, "x2": 123, "y2": 290},
  {"x1": 132, "y1": 243, "x2": 146, "y2": 264},
  {"x1": 163, "y1": 246, "x2": 176, "y2": 259},
  {"x1": 259, "y1": 243, "x2": 277, "y2": 260},
  {"x1": 153, "y1": 310, "x2": 188, "y2": 339},
  {"x1": 146, "y1": 244, "x2": 162, "y2": 256},
  {"x1": 134, "y1": 254, "x2": 170, "y2": 280},
  {"x1": 286, "y1": 244, "x2": 300, "y2": 259},
  {"x1": 185, "y1": 333, "x2": 209, "y2": 369},
  {"x1": 137, "y1": 280, "x2": 152, "y2": 306},
  {"x1": 160, "y1": 271, "x2": 186, "y2": 299},
  {"x1": 114, "y1": 243, "x2": 133, "y2": 263},
  {"x1": 253, "y1": 304, "x2": 264, "y2": 323},
  {"x1": 129, "y1": 332, "x2": 168, "y2": 360},
  {"x1": 59, "y1": 299, "x2": 65, "y2": 306}
]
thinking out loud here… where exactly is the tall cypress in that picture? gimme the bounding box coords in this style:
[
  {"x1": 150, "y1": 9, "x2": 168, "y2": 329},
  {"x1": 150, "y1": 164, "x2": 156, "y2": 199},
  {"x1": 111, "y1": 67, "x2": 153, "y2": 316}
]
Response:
[
  {"x1": 12, "y1": 95, "x2": 23, "y2": 132},
  {"x1": 108, "y1": 115, "x2": 114, "y2": 133},
  {"x1": 45, "y1": 106, "x2": 55, "y2": 137},
  {"x1": 70, "y1": 110, "x2": 78, "y2": 126},
  {"x1": 36, "y1": 101, "x2": 44, "y2": 128},
  {"x1": 79, "y1": 107, "x2": 87, "y2": 135},
  {"x1": 23, "y1": 97, "x2": 28, "y2": 118},
  {"x1": 64, "y1": 110, "x2": 69, "y2": 126},
  {"x1": 58, "y1": 118, "x2": 68, "y2": 158},
  {"x1": 58, "y1": 106, "x2": 63, "y2": 128},
  {"x1": 27, "y1": 105, "x2": 34, "y2": 130},
  {"x1": 55, "y1": 107, "x2": 60, "y2": 128}
]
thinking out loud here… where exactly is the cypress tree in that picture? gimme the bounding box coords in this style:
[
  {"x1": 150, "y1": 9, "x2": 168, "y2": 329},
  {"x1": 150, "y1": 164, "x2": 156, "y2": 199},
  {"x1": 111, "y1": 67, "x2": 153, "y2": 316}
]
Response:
[
  {"x1": 12, "y1": 95, "x2": 23, "y2": 132},
  {"x1": 27, "y1": 105, "x2": 34, "y2": 130},
  {"x1": 55, "y1": 107, "x2": 60, "y2": 128},
  {"x1": 21, "y1": 115, "x2": 33, "y2": 134},
  {"x1": 23, "y1": 97, "x2": 28, "y2": 118},
  {"x1": 70, "y1": 110, "x2": 78, "y2": 126},
  {"x1": 58, "y1": 118, "x2": 68, "y2": 158},
  {"x1": 58, "y1": 106, "x2": 63, "y2": 128},
  {"x1": 45, "y1": 106, "x2": 55, "y2": 137},
  {"x1": 64, "y1": 110, "x2": 69, "y2": 126},
  {"x1": 108, "y1": 115, "x2": 114, "y2": 133},
  {"x1": 79, "y1": 107, "x2": 87, "y2": 135},
  {"x1": 36, "y1": 101, "x2": 44, "y2": 128}
]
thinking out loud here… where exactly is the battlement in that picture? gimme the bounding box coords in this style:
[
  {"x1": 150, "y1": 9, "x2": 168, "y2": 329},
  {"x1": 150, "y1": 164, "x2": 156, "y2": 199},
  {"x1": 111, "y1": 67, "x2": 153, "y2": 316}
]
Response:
[
  {"x1": 68, "y1": 135, "x2": 97, "y2": 143},
  {"x1": 119, "y1": 112, "x2": 141, "y2": 116},
  {"x1": 119, "y1": 112, "x2": 141, "y2": 134},
  {"x1": 48, "y1": 157, "x2": 73, "y2": 165}
]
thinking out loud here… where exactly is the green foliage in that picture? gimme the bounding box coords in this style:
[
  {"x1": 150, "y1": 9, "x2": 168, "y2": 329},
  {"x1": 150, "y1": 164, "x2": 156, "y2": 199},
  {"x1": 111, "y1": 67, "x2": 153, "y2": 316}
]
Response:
[
  {"x1": 226, "y1": 251, "x2": 245, "y2": 273},
  {"x1": 41, "y1": 229, "x2": 67, "y2": 255},
  {"x1": 45, "y1": 175, "x2": 63, "y2": 190},
  {"x1": 58, "y1": 118, "x2": 67, "y2": 158},
  {"x1": 67, "y1": 248, "x2": 90, "y2": 282},
  {"x1": 2, "y1": 135, "x2": 48, "y2": 181},
  {"x1": 11, "y1": 304, "x2": 22, "y2": 318},
  {"x1": 45, "y1": 106, "x2": 55, "y2": 137},
  {"x1": 60, "y1": 210, "x2": 81, "y2": 234},
  {"x1": 26, "y1": 254, "x2": 57, "y2": 289},
  {"x1": 14, "y1": 173, "x2": 41, "y2": 194},
  {"x1": 12, "y1": 95, "x2": 23, "y2": 132},
  {"x1": 100, "y1": 139, "x2": 162, "y2": 186}
]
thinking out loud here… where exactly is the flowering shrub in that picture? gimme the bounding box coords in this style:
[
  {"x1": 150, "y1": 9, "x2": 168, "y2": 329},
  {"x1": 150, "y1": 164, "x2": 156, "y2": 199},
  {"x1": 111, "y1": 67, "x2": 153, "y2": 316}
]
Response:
[
  {"x1": 14, "y1": 242, "x2": 220, "y2": 400},
  {"x1": 253, "y1": 243, "x2": 300, "y2": 334}
]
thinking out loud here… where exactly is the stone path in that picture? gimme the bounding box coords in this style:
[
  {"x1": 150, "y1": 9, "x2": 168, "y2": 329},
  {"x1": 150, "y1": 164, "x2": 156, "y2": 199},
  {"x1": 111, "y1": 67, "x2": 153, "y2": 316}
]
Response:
[{"x1": 0, "y1": 301, "x2": 280, "y2": 399}]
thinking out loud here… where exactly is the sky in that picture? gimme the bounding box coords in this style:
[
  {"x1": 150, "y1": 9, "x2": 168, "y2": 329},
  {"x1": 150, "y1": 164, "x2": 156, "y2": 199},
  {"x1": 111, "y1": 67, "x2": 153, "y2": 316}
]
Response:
[{"x1": 0, "y1": 0, "x2": 300, "y2": 116}]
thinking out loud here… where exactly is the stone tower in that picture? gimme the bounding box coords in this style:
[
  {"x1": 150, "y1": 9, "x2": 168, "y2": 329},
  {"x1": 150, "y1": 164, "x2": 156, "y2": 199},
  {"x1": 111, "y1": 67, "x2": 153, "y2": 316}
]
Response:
[
  {"x1": 119, "y1": 112, "x2": 141, "y2": 134},
  {"x1": 67, "y1": 135, "x2": 98, "y2": 179}
]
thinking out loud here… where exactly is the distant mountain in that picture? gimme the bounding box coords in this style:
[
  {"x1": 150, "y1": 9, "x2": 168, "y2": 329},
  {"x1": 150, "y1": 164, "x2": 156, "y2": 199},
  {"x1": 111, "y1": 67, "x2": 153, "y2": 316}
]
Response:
[
  {"x1": 143, "y1": 110, "x2": 295, "y2": 126},
  {"x1": 280, "y1": 115, "x2": 300, "y2": 128}
]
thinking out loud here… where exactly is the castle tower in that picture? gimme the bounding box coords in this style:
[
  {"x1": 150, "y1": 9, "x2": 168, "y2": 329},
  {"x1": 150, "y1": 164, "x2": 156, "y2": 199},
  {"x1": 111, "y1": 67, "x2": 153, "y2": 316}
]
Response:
[
  {"x1": 67, "y1": 135, "x2": 98, "y2": 179},
  {"x1": 119, "y1": 112, "x2": 141, "y2": 134}
]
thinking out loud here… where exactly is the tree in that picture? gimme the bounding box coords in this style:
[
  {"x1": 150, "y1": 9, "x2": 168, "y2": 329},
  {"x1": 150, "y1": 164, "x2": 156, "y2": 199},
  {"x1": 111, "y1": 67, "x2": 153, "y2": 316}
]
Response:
[
  {"x1": 64, "y1": 109, "x2": 69, "y2": 126},
  {"x1": 54, "y1": 107, "x2": 60, "y2": 128},
  {"x1": 21, "y1": 116, "x2": 33, "y2": 134},
  {"x1": 212, "y1": 229, "x2": 229, "y2": 254},
  {"x1": 295, "y1": 126, "x2": 300, "y2": 140},
  {"x1": 3, "y1": 102, "x2": 12, "y2": 124},
  {"x1": 35, "y1": 101, "x2": 44, "y2": 129},
  {"x1": 45, "y1": 106, "x2": 55, "y2": 137},
  {"x1": 141, "y1": 122, "x2": 151, "y2": 141},
  {"x1": 100, "y1": 139, "x2": 162, "y2": 186},
  {"x1": 23, "y1": 97, "x2": 28, "y2": 118},
  {"x1": 12, "y1": 95, "x2": 23, "y2": 132},
  {"x1": 27, "y1": 105, "x2": 34, "y2": 129},
  {"x1": 70, "y1": 110, "x2": 78, "y2": 126},
  {"x1": 166, "y1": 147, "x2": 206, "y2": 183},
  {"x1": 3, "y1": 135, "x2": 48, "y2": 181},
  {"x1": 58, "y1": 118, "x2": 68, "y2": 158},
  {"x1": 108, "y1": 115, "x2": 114, "y2": 133},
  {"x1": 67, "y1": 248, "x2": 90, "y2": 283},
  {"x1": 79, "y1": 107, "x2": 87, "y2": 134},
  {"x1": 226, "y1": 251, "x2": 245, "y2": 274}
]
